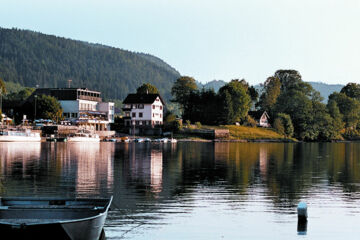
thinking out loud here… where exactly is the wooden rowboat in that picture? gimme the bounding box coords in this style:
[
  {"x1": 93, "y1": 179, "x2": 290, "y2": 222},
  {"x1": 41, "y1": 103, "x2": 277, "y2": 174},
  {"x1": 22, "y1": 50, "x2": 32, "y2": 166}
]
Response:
[{"x1": 0, "y1": 196, "x2": 112, "y2": 240}]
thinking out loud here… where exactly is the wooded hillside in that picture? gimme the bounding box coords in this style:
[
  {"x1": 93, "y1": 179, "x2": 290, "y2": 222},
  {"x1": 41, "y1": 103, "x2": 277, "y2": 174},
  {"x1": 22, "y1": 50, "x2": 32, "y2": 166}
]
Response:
[{"x1": 0, "y1": 27, "x2": 180, "y2": 101}]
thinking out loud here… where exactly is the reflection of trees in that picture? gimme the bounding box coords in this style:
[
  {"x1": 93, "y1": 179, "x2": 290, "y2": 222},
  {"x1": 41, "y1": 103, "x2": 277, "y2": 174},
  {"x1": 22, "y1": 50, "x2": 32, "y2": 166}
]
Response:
[{"x1": 112, "y1": 142, "x2": 360, "y2": 215}]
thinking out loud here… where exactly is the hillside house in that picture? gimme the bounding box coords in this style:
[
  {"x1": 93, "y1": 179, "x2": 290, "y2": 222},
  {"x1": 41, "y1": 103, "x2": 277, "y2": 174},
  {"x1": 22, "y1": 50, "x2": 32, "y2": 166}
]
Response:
[
  {"x1": 248, "y1": 111, "x2": 271, "y2": 128},
  {"x1": 122, "y1": 93, "x2": 165, "y2": 134}
]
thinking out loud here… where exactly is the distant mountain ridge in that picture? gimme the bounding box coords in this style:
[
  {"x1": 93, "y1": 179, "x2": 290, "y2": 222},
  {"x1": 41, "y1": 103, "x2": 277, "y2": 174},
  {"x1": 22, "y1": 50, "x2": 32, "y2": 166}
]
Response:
[{"x1": 0, "y1": 27, "x2": 180, "y2": 101}]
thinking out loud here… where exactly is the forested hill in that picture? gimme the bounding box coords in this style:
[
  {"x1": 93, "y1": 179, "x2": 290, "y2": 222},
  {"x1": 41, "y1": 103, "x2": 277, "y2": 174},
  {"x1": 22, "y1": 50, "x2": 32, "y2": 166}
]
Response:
[{"x1": 0, "y1": 27, "x2": 180, "y2": 101}]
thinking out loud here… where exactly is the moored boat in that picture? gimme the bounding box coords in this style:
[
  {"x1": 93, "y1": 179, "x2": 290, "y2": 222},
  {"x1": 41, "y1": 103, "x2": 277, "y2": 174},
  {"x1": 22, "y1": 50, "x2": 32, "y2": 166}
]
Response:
[
  {"x1": 170, "y1": 138, "x2": 177, "y2": 143},
  {"x1": 0, "y1": 196, "x2": 112, "y2": 240},
  {"x1": 67, "y1": 131, "x2": 100, "y2": 142},
  {"x1": 0, "y1": 129, "x2": 41, "y2": 142}
]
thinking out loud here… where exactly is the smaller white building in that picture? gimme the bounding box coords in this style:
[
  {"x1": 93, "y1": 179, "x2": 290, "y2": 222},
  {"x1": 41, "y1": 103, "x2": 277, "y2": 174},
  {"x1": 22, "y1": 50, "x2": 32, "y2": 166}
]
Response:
[{"x1": 122, "y1": 94, "x2": 165, "y2": 127}]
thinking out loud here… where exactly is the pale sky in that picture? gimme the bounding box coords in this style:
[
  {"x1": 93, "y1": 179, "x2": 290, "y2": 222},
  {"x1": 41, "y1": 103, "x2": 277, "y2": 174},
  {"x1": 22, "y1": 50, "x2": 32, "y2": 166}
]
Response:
[{"x1": 1, "y1": 0, "x2": 360, "y2": 85}]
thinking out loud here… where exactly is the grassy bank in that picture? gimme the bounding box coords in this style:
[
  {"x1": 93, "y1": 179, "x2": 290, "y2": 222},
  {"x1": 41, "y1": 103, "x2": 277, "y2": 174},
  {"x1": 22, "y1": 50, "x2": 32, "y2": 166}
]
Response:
[
  {"x1": 174, "y1": 125, "x2": 296, "y2": 142},
  {"x1": 223, "y1": 125, "x2": 294, "y2": 141}
]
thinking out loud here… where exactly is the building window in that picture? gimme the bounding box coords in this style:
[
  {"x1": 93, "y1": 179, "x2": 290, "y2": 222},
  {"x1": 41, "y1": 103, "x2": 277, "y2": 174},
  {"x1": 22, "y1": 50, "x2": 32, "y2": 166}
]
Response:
[
  {"x1": 153, "y1": 113, "x2": 155, "y2": 117},
  {"x1": 139, "y1": 112, "x2": 143, "y2": 118},
  {"x1": 138, "y1": 104, "x2": 144, "y2": 109},
  {"x1": 160, "y1": 114, "x2": 162, "y2": 118},
  {"x1": 160, "y1": 106, "x2": 162, "y2": 110},
  {"x1": 152, "y1": 105, "x2": 155, "y2": 109},
  {"x1": 132, "y1": 112, "x2": 136, "y2": 118}
]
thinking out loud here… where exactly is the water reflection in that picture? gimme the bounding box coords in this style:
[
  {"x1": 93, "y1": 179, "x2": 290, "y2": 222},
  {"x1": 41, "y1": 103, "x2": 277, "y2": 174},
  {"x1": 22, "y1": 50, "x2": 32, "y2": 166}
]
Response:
[
  {"x1": 0, "y1": 142, "x2": 114, "y2": 197},
  {"x1": 1, "y1": 142, "x2": 360, "y2": 239},
  {"x1": 109, "y1": 142, "x2": 360, "y2": 239}
]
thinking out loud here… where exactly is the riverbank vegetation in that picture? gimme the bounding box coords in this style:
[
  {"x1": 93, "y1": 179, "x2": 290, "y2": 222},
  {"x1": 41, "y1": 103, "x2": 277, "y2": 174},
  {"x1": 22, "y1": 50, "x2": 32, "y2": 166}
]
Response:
[{"x1": 169, "y1": 70, "x2": 360, "y2": 141}]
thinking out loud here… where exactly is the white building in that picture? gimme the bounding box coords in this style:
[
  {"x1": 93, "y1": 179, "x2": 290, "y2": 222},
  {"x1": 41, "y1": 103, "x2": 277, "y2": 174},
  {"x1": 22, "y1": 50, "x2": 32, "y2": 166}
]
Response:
[
  {"x1": 122, "y1": 93, "x2": 165, "y2": 127},
  {"x1": 34, "y1": 88, "x2": 114, "y2": 131}
]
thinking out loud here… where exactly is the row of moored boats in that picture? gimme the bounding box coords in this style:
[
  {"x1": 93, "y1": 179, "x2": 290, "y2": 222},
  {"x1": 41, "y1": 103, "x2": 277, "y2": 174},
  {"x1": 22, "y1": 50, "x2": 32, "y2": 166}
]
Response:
[{"x1": 0, "y1": 129, "x2": 177, "y2": 143}]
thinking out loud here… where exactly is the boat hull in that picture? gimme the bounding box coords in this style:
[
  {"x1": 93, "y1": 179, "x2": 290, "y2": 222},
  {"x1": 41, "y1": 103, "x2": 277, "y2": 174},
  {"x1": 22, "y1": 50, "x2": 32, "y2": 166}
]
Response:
[
  {"x1": 0, "y1": 136, "x2": 41, "y2": 142},
  {"x1": 0, "y1": 213, "x2": 107, "y2": 240},
  {"x1": 67, "y1": 137, "x2": 100, "y2": 142},
  {"x1": 0, "y1": 197, "x2": 111, "y2": 240}
]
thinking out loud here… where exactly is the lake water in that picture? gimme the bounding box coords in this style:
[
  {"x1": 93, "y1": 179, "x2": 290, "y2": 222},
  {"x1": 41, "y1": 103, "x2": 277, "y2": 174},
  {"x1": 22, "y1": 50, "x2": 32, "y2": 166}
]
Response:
[{"x1": 1, "y1": 142, "x2": 360, "y2": 239}]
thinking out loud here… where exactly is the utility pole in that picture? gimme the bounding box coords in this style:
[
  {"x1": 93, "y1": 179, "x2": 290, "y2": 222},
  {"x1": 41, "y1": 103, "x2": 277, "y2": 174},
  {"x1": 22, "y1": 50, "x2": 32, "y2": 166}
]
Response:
[{"x1": 34, "y1": 95, "x2": 37, "y2": 122}]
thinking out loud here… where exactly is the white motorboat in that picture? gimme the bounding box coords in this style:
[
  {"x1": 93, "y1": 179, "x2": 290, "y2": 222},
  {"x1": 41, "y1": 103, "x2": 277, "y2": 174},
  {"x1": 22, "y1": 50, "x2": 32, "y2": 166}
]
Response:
[
  {"x1": 67, "y1": 131, "x2": 100, "y2": 142},
  {"x1": 0, "y1": 129, "x2": 41, "y2": 142}
]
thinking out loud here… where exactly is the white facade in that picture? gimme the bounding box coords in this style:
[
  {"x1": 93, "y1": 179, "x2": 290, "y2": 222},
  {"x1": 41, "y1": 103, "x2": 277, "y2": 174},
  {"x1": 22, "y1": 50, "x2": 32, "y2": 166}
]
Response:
[
  {"x1": 124, "y1": 96, "x2": 164, "y2": 126},
  {"x1": 98, "y1": 102, "x2": 115, "y2": 123}
]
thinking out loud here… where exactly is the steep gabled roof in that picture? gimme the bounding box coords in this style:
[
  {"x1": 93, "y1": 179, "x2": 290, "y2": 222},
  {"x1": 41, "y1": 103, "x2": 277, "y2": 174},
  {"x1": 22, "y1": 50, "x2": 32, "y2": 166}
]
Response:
[
  {"x1": 123, "y1": 94, "x2": 165, "y2": 105},
  {"x1": 248, "y1": 111, "x2": 269, "y2": 120}
]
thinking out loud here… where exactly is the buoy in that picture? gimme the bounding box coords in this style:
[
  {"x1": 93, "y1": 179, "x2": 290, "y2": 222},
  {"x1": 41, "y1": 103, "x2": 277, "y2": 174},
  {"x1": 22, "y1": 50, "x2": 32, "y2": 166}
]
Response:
[
  {"x1": 297, "y1": 202, "x2": 308, "y2": 222},
  {"x1": 297, "y1": 202, "x2": 308, "y2": 235}
]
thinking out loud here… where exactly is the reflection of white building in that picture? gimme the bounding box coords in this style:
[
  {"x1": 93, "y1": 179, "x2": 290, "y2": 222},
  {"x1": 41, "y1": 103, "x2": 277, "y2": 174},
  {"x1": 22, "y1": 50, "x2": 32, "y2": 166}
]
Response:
[
  {"x1": 34, "y1": 88, "x2": 114, "y2": 131},
  {"x1": 150, "y1": 150, "x2": 163, "y2": 194},
  {"x1": 68, "y1": 142, "x2": 114, "y2": 195},
  {"x1": 259, "y1": 146, "x2": 268, "y2": 178},
  {"x1": 0, "y1": 143, "x2": 41, "y2": 176},
  {"x1": 129, "y1": 147, "x2": 163, "y2": 195}
]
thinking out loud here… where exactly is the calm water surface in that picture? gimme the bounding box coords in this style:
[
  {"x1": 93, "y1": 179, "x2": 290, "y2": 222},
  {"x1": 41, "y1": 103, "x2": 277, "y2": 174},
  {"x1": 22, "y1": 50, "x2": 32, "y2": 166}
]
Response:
[{"x1": 1, "y1": 142, "x2": 360, "y2": 239}]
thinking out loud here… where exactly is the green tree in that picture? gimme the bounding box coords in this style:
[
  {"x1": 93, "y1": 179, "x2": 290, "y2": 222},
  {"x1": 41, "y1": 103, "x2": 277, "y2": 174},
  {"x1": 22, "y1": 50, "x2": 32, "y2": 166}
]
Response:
[
  {"x1": 0, "y1": 77, "x2": 6, "y2": 95},
  {"x1": 327, "y1": 99, "x2": 344, "y2": 139},
  {"x1": 36, "y1": 95, "x2": 63, "y2": 122},
  {"x1": 218, "y1": 79, "x2": 251, "y2": 124},
  {"x1": 171, "y1": 76, "x2": 198, "y2": 114},
  {"x1": 275, "y1": 113, "x2": 294, "y2": 137},
  {"x1": 136, "y1": 83, "x2": 159, "y2": 94},
  {"x1": 257, "y1": 76, "x2": 281, "y2": 115},
  {"x1": 340, "y1": 83, "x2": 360, "y2": 100},
  {"x1": 267, "y1": 69, "x2": 332, "y2": 140},
  {"x1": 328, "y1": 92, "x2": 360, "y2": 129}
]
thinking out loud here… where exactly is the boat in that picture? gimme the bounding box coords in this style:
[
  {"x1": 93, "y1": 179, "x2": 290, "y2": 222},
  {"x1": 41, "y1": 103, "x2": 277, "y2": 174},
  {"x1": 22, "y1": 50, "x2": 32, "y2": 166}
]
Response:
[
  {"x1": 0, "y1": 196, "x2": 112, "y2": 240},
  {"x1": 67, "y1": 131, "x2": 100, "y2": 142},
  {"x1": 134, "y1": 138, "x2": 144, "y2": 143},
  {"x1": 170, "y1": 138, "x2": 177, "y2": 143},
  {"x1": 0, "y1": 129, "x2": 41, "y2": 142}
]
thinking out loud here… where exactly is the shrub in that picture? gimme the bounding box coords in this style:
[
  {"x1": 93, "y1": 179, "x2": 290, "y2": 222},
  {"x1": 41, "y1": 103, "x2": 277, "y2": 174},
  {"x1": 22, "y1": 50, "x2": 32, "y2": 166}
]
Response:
[
  {"x1": 195, "y1": 121, "x2": 202, "y2": 129},
  {"x1": 273, "y1": 118, "x2": 285, "y2": 135},
  {"x1": 244, "y1": 115, "x2": 257, "y2": 127},
  {"x1": 275, "y1": 113, "x2": 294, "y2": 137}
]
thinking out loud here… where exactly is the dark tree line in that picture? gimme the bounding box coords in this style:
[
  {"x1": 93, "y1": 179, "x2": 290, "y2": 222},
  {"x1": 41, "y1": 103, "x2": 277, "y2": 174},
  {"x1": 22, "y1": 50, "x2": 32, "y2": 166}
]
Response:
[{"x1": 171, "y1": 77, "x2": 255, "y2": 125}]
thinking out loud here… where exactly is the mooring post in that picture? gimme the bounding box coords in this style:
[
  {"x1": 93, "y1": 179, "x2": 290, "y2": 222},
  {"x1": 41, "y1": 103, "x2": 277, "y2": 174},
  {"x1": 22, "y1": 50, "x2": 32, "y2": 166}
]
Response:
[
  {"x1": 297, "y1": 202, "x2": 308, "y2": 235},
  {"x1": 297, "y1": 202, "x2": 308, "y2": 222}
]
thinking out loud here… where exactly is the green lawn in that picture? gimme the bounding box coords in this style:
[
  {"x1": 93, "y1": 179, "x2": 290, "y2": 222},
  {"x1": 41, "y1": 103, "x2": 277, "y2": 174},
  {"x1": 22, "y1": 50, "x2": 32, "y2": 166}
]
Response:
[{"x1": 224, "y1": 125, "x2": 291, "y2": 140}]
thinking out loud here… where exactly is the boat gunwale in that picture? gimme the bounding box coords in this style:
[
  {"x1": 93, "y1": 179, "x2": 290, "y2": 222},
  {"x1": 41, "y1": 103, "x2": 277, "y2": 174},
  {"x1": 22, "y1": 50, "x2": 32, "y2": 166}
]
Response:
[{"x1": 0, "y1": 196, "x2": 113, "y2": 226}]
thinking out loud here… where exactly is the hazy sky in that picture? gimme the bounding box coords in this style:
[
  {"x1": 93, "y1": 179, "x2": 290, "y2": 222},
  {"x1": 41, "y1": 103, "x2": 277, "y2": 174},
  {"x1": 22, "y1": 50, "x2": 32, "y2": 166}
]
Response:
[{"x1": 1, "y1": 0, "x2": 360, "y2": 85}]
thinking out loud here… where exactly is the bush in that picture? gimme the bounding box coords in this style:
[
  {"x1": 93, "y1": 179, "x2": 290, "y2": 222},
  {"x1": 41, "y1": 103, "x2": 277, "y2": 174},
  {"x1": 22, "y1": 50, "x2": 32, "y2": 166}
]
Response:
[
  {"x1": 185, "y1": 120, "x2": 191, "y2": 128},
  {"x1": 244, "y1": 115, "x2": 257, "y2": 127},
  {"x1": 274, "y1": 113, "x2": 294, "y2": 137},
  {"x1": 273, "y1": 118, "x2": 285, "y2": 135},
  {"x1": 195, "y1": 121, "x2": 202, "y2": 129},
  {"x1": 172, "y1": 120, "x2": 183, "y2": 132}
]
